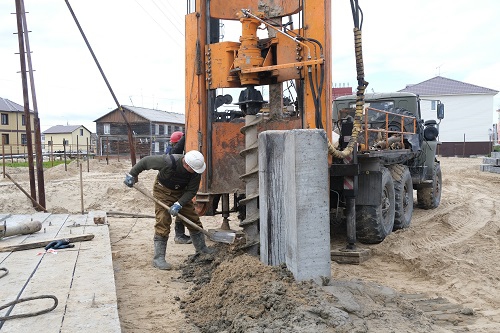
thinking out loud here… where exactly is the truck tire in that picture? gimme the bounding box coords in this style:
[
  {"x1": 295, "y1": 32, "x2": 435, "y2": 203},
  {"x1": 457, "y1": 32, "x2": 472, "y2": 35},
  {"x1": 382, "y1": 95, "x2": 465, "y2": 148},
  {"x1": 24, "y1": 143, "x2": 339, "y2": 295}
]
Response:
[
  {"x1": 417, "y1": 162, "x2": 442, "y2": 209},
  {"x1": 356, "y1": 167, "x2": 395, "y2": 243},
  {"x1": 389, "y1": 164, "x2": 413, "y2": 229}
]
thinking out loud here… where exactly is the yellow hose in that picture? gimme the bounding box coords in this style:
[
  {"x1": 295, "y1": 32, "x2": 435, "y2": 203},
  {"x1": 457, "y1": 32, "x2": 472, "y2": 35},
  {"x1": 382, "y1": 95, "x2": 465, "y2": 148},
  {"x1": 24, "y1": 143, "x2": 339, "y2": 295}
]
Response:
[{"x1": 328, "y1": 28, "x2": 367, "y2": 159}]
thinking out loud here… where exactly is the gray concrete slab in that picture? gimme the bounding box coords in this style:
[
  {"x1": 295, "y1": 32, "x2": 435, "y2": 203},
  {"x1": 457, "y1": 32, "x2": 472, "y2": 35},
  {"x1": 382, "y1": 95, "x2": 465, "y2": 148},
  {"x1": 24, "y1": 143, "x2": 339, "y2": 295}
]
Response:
[
  {"x1": 0, "y1": 212, "x2": 120, "y2": 332},
  {"x1": 259, "y1": 129, "x2": 331, "y2": 283}
]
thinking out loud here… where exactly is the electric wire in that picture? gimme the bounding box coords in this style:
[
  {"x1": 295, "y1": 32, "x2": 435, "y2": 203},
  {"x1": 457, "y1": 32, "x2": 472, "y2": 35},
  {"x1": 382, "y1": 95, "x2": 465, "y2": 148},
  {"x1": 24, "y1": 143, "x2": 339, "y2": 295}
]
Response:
[
  {"x1": 150, "y1": 0, "x2": 184, "y2": 37},
  {"x1": 134, "y1": 0, "x2": 182, "y2": 48}
]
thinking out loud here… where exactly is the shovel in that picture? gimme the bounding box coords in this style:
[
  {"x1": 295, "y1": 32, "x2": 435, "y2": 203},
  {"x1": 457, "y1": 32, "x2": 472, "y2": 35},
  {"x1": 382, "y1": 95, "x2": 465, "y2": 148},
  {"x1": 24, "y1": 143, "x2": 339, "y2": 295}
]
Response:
[{"x1": 133, "y1": 185, "x2": 236, "y2": 244}]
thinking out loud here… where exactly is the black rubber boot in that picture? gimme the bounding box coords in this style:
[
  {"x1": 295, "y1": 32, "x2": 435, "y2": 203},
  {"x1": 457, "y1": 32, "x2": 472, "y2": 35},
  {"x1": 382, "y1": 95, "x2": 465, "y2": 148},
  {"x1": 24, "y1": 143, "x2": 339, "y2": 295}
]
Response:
[
  {"x1": 153, "y1": 235, "x2": 172, "y2": 270},
  {"x1": 174, "y1": 219, "x2": 192, "y2": 244},
  {"x1": 191, "y1": 231, "x2": 216, "y2": 254}
]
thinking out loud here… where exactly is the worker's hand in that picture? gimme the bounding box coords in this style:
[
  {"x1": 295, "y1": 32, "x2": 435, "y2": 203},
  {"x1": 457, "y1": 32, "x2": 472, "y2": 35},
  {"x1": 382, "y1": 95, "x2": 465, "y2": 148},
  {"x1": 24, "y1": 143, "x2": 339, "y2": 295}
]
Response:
[
  {"x1": 124, "y1": 173, "x2": 135, "y2": 187},
  {"x1": 169, "y1": 202, "x2": 182, "y2": 217}
]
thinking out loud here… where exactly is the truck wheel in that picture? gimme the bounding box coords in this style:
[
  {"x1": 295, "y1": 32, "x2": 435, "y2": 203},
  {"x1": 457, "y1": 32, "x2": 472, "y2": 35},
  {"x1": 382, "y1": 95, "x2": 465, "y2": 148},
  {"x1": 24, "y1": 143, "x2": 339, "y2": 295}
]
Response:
[
  {"x1": 417, "y1": 162, "x2": 442, "y2": 209},
  {"x1": 356, "y1": 167, "x2": 395, "y2": 243},
  {"x1": 389, "y1": 164, "x2": 413, "y2": 229}
]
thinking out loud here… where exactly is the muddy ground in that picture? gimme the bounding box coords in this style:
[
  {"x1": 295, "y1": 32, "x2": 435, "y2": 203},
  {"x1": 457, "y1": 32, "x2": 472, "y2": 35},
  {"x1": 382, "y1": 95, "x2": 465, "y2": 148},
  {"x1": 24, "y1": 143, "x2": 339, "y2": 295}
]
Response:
[{"x1": 0, "y1": 156, "x2": 499, "y2": 332}]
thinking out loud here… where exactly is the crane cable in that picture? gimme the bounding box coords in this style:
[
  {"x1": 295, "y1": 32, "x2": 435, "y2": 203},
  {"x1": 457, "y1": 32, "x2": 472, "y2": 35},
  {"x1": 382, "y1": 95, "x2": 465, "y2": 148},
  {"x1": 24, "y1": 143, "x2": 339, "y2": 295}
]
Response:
[{"x1": 328, "y1": 0, "x2": 367, "y2": 158}]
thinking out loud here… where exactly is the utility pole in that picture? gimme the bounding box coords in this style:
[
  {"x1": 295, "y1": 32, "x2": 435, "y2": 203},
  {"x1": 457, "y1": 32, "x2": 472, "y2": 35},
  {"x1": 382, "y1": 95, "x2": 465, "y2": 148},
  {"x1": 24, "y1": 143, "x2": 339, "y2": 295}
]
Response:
[
  {"x1": 14, "y1": 0, "x2": 37, "y2": 207},
  {"x1": 19, "y1": 0, "x2": 46, "y2": 209}
]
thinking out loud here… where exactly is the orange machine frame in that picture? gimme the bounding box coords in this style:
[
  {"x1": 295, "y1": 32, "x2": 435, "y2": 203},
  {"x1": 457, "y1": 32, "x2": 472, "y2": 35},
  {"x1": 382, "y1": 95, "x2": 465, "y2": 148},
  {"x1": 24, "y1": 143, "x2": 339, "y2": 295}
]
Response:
[{"x1": 185, "y1": 0, "x2": 332, "y2": 202}]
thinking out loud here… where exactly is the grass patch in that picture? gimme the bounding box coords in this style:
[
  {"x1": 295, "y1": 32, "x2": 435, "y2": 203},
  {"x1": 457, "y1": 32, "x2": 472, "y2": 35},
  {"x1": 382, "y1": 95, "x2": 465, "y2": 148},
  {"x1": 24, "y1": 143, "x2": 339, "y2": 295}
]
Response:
[{"x1": 2, "y1": 160, "x2": 67, "y2": 169}]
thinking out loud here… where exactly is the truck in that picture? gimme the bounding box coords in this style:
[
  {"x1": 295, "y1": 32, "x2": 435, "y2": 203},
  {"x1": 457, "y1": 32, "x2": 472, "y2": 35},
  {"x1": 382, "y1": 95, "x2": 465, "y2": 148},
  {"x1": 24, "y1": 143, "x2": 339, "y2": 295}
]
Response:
[
  {"x1": 182, "y1": 0, "x2": 443, "y2": 251},
  {"x1": 332, "y1": 92, "x2": 443, "y2": 243}
]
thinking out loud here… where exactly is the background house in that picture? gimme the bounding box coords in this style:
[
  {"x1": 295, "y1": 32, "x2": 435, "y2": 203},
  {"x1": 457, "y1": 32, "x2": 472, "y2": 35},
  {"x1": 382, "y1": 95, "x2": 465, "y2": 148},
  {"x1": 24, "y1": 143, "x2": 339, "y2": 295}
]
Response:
[
  {"x1": 0, "y1": 97, "x2": 35, "y2": 154},
  {"x1": 399, "y1": 76, "x2": 498, "y2": 156},
  {"x1": 94, "y1": 105, "x2": 185, "y2": 157},
  {"x1": 42, "y1": 125, "x2": 93, "y2": 153}
]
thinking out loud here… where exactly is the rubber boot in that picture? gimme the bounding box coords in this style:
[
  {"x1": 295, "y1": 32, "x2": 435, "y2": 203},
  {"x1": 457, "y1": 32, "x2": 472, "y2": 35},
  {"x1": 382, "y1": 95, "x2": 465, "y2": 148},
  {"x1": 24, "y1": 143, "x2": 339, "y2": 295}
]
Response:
[
  {"x1": 174, "y1": 219, "x2": 192, "y2": 244},
  {"x1": 191, "y1": 231, "x2": 216, "y2": 254},
  {"x1": 152, "y1": 235, "x2": 172, "y2": 270}
]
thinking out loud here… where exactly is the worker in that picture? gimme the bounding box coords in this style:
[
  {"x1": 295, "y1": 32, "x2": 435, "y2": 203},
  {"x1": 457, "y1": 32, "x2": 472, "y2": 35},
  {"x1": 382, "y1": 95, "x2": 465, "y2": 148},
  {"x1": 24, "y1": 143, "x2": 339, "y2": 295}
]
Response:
[
  {"x1": 166, "y1": 132, "x2": 191, "y2": 244},
  {"x1": 171, "y1": 133, "x2": 185, "y2": 155},
  {"x1": 124, "y1": 150, "x2": 215, "y2": 270},
  {"x1": 165, "y1": 131, "x2": 183, "y2": 154}
]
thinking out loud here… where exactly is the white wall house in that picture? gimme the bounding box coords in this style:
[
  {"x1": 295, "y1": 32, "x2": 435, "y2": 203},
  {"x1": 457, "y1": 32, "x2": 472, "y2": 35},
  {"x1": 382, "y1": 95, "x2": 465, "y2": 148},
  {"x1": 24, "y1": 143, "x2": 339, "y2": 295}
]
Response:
[{"x1": 399, "y1": 76, "x2": 498, "y2": 142}]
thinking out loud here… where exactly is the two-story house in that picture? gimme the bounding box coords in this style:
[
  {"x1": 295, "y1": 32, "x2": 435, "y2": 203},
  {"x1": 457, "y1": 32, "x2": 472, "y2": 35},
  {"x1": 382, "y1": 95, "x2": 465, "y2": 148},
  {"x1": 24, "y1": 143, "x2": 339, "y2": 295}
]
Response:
[
  {"x1": 94, "y1": 105, "x2": 185, "y2": 157},
  {"x1": 42, "y1": 125, "x2": 93, "y2": 153},
  {"x1": 399, "y1": 76, "x2": 498, "y2": 156},
  {"x1": 0, "y1": 97, "x2": 35, "y2": 154}
]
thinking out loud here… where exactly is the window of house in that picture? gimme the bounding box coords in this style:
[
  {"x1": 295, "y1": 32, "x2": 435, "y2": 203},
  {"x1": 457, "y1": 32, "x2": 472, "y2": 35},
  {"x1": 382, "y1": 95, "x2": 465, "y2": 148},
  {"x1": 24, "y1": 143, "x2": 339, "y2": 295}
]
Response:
[
  {"x1": 22, "y1": 115, "x2": 26, "y2": 126},
  {"x1": 1, "y1": 134, "x2": 9, "y2": 145},
  {"x1": 1, "y1": 113, "x2": 8, "y2": 125},
  {"x1": 155, "y1": 124, "x2": 159, "y2": 135},
  {"x1": 21, "y1": 134, "x2": 27, "y2": 145},
  {"x1": 431, "y1": 100, "x2": 437, "y2": 111},
  {"x1": 103, "y1": 123, "x2": 110, "y2": 134},
  {"x1": 165, "y1": 124, "x2": 169, "y2": 135},
  {"x1": 80, "y1": 129, "x2": 83, "y2": 136},
  {"x1": 63, "y1": 139, "x2": 69, "y2": 146}
]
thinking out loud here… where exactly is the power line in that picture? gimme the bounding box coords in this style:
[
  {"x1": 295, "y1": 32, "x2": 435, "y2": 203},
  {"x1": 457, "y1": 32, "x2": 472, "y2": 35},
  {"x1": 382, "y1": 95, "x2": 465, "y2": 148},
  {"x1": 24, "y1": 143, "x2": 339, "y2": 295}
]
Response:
[
  {"x1": 133, "y1": 0, "x2": 182, "y2": 48},
  {"x1": 150, "y1": 0, "x2": 184, "y2": 37},
  {"x1": 155, "y1": 0, "x2": 185, "y2": 32}
]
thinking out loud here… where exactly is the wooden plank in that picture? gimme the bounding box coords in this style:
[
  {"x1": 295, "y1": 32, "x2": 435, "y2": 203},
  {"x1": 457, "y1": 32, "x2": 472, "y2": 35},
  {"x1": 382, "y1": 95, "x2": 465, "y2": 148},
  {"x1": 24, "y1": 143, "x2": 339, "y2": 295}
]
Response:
[{"x1": 0, "y1": 234, "x2": 95, "y2": 252}]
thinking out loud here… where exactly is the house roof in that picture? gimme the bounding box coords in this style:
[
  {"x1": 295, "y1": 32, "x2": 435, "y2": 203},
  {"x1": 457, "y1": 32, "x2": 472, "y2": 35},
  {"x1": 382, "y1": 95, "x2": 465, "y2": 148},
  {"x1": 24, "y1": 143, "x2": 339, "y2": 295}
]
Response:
[
  {"x1": 0, "y1": 97, "x2": 32, "y2": 112},
  {"x1": 398, "y1": 76, "x2": 499, "y2": 96},
  {"x1": 43, "y1": 125, "x2": 91, "y2": 134},
  {"x1": 94, "y1": 105, "x2": 185, "y2": 124}
]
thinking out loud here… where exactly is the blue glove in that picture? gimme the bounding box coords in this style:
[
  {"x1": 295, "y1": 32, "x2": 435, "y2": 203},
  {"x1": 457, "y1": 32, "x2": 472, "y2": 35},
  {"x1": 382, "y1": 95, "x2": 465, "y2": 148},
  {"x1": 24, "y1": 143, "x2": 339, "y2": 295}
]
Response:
[
  {"x1": 124, "y1": 173, "x2": 135, "y2": 187},
  {"x1": 45, "y1": 239, "x2": 75, "y2": 251},
  {"x1": 169, "y1": 202, "x2": 182, "y2": 216}
]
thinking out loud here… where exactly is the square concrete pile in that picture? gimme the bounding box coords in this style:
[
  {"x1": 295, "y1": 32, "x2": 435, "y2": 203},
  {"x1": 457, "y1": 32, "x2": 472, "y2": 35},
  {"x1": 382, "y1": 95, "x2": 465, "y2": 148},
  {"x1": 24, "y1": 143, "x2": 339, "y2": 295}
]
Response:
[{"x1": 259, "y1": 129, "x2": 331, "y2": 283}]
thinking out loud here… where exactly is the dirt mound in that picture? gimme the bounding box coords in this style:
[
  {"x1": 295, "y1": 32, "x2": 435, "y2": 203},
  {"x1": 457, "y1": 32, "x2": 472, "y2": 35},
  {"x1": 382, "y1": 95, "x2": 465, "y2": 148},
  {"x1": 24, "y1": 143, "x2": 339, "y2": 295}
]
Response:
[{"x1": 179, "y1": 248, "x2": 447, "y2": 333}]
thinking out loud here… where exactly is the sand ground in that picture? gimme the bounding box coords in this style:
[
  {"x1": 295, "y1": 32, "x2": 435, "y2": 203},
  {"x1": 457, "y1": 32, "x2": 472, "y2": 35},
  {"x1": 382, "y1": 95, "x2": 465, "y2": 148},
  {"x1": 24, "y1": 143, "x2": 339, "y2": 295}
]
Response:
[{"x1": 0, "y1": 156, "x2": 499, "y2": 332}]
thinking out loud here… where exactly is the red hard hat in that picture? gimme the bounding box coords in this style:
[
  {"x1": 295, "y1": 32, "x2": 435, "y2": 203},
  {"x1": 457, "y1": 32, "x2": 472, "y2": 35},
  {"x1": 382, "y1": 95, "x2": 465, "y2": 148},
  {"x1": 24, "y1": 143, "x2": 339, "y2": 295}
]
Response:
[{"x1": 170, "y1": 131, "x2": 184, "y2": 143}]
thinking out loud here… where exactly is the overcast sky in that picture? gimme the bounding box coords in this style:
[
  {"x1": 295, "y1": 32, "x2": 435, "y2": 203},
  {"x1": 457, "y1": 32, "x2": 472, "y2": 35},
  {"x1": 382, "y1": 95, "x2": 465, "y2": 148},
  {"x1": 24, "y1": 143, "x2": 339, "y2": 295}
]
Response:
[{"x1": 1, "y1": 0, "x2": 499, "y2": 132}]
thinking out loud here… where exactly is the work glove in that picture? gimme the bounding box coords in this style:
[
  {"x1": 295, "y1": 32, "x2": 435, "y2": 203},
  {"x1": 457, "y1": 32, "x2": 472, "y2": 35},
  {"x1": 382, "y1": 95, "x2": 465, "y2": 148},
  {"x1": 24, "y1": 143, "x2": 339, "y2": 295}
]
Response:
[
  {"x1": 124, "y1": 173, "x2": 135, "y2": 187},
  {"x1": 169, "y1": 202, "x2": 182, "y2": 217},
  {"x1": 45, "y1": 239, "x2": 75, "y2": 251}
]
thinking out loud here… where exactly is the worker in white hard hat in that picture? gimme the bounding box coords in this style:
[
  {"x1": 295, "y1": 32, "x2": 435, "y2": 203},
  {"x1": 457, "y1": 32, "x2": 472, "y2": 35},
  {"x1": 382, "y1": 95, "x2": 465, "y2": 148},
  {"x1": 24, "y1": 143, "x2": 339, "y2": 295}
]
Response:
[{"x1": 124, "y1": 150, "x2": 215, "y2": 270}]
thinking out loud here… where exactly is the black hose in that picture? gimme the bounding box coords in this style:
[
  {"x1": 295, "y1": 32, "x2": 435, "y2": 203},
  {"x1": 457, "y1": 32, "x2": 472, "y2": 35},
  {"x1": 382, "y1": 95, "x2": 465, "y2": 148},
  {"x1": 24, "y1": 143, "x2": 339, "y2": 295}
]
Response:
[
  {"x1": 0, "y1": 267, "x2": 8, "y2": 279},
  {"x1": 0, "y1": 295, "x2": 58, "y2": 321}
]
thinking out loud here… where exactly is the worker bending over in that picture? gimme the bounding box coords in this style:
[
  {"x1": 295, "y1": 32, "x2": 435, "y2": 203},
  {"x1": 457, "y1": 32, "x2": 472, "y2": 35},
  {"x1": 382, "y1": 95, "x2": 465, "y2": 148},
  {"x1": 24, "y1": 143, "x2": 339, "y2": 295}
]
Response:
[{"x1": 124, "y1": 150, "x2": 214, "y2": 270}]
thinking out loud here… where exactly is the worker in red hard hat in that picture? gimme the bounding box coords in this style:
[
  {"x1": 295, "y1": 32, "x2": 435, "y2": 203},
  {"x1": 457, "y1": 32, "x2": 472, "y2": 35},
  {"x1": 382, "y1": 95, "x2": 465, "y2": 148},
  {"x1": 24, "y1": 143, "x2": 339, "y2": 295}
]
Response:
[
  {"x1": 166, "y1": 132, "x2": 191, "y2": 244},
  {"x1": 124, "y1": 150, "x2": 215, "y2": 270},
  {"x1": 165, "y1": 131, "x2": 184, "y2": 154}
]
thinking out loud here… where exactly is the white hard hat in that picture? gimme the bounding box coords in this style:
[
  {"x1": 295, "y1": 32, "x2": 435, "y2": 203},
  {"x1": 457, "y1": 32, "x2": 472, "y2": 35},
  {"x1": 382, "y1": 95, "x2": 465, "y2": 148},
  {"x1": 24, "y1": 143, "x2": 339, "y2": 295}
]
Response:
[{"x1": 184, "y1": 150, "x2": 206, "y2": 174}]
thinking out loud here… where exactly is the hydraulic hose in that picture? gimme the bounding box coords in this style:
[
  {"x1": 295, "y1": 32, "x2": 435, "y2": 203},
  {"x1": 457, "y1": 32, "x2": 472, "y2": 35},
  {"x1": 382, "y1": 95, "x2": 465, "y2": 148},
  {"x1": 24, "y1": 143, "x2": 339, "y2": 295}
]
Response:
[{"x1": 328, "y1": 10, "x2": 367, "y2": 159}]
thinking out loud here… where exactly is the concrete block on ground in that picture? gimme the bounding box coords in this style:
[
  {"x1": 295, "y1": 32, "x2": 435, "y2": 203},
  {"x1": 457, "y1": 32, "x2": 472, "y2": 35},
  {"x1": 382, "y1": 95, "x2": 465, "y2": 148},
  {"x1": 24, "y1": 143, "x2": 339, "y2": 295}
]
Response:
[
  {"x1": 482, "y1": 157, "x2": 500, "y2": 166},
  {"x1": 259, "y1": 129, "x2": 331, "y2": 283}
]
